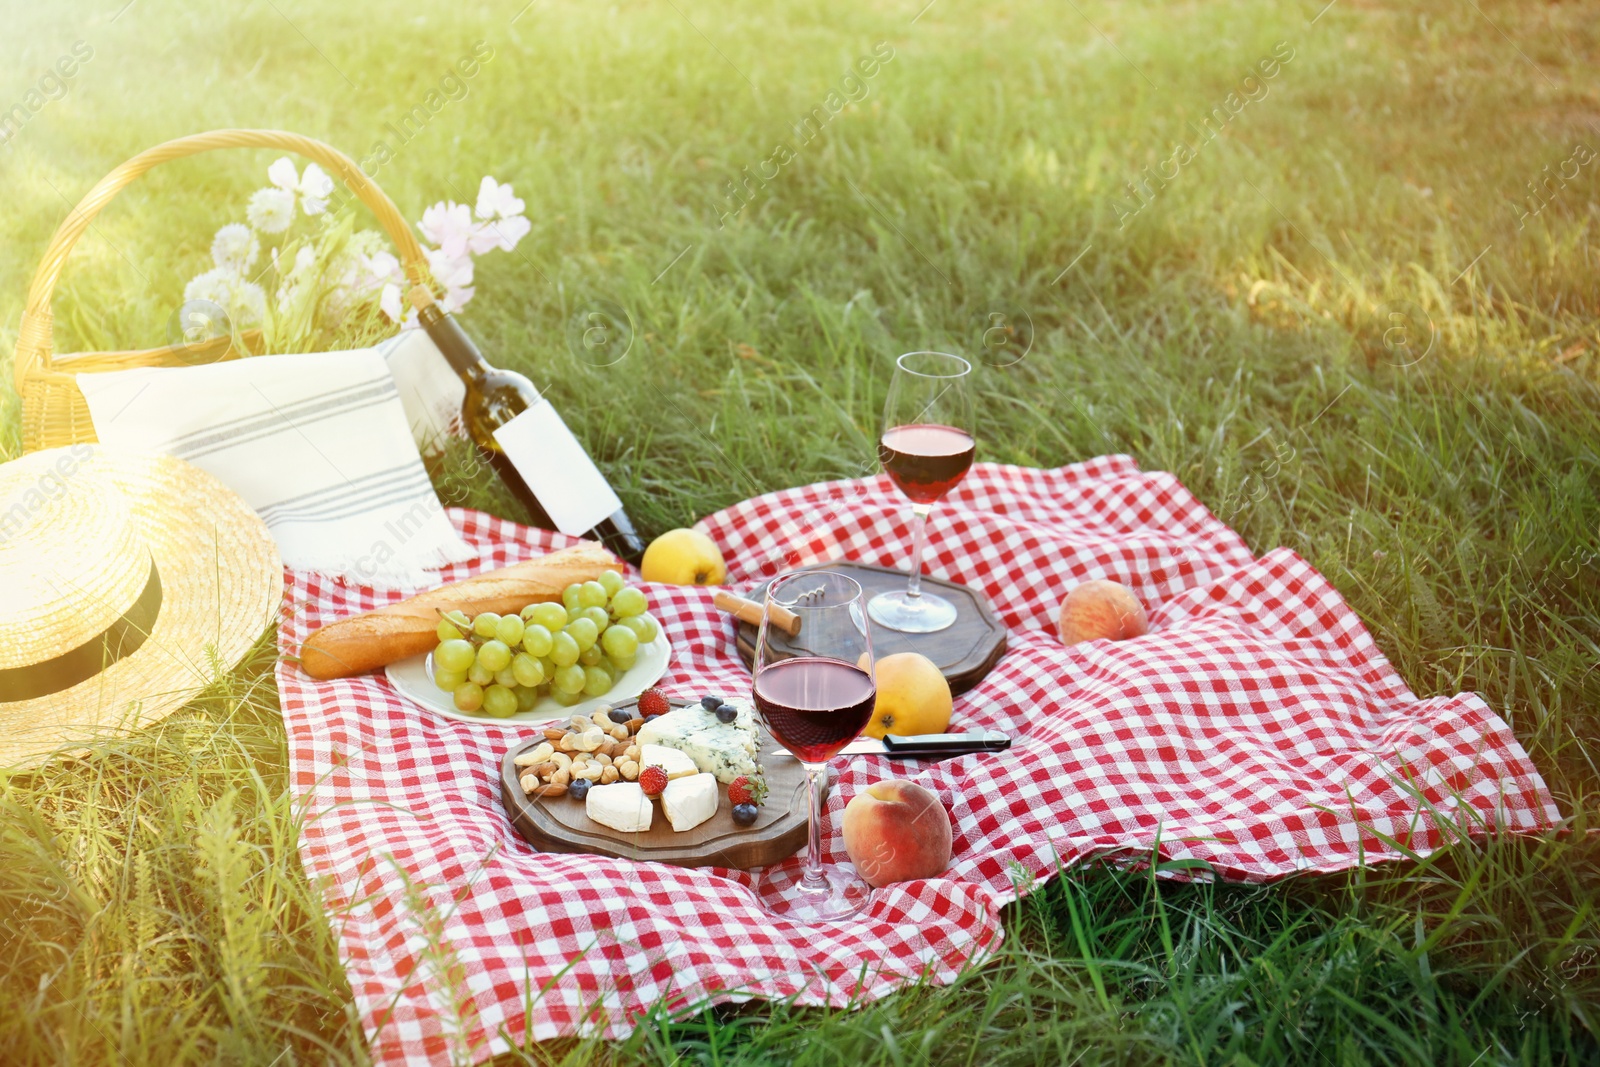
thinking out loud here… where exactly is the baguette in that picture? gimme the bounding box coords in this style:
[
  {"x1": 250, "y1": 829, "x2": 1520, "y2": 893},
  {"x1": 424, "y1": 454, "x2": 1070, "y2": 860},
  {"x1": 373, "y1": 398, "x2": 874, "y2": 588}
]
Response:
[{"x1": 299, "y1": 542, "x2": 622, "y2": 680}]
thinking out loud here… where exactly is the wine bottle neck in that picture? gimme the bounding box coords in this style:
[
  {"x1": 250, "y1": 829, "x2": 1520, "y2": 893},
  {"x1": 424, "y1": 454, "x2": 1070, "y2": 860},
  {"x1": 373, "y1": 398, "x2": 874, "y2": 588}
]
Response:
[{"x1": 418, "y1": 304, "x2": 490, "y2": 380}]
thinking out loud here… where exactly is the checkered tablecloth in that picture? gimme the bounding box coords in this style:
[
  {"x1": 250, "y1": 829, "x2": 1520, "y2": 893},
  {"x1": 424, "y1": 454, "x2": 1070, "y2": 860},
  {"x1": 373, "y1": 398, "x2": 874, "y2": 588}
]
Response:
[{"x1": 276, "y1": 456, "x2": 1558, "y2": 1066}]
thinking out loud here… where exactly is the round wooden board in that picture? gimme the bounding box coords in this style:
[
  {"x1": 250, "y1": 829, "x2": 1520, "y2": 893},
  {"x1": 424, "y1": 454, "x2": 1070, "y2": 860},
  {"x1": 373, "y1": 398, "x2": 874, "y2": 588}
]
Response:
[
  {"x1": 733, "y1": 560, "x2": 1007, "y2": 696},
  {"x1": 500, "y1": 697, "x2": 809, "y2": 870}
]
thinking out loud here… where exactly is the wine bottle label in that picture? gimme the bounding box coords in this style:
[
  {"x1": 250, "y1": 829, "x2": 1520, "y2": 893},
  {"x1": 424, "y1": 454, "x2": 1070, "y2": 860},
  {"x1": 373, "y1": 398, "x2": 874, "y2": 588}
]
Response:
[{"x1": 491, "y1": 400, "x2": 623, "y2": 537}]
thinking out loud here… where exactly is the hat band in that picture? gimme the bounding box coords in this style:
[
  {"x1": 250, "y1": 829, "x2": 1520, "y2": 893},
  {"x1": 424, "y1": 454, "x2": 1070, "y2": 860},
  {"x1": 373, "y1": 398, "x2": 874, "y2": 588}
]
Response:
[{"x1": 0, "y1": 558, "x2": 163, "y2": 702}]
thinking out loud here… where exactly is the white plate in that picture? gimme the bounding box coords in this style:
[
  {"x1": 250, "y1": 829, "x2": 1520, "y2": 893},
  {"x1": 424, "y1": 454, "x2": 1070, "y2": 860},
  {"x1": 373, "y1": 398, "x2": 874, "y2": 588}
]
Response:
[{"x1": 384, "y1": 613, "x2": 672, "y2": 726}]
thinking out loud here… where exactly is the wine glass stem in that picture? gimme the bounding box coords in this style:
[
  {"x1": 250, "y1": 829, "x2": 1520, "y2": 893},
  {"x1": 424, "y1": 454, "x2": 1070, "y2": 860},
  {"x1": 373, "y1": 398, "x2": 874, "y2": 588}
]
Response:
[
  {"x1": 801, "y1": 763, "x2": 829, "y2": 891},
  {"x1": 904, "y1": 503, "x2": 933, "y2": 598}
]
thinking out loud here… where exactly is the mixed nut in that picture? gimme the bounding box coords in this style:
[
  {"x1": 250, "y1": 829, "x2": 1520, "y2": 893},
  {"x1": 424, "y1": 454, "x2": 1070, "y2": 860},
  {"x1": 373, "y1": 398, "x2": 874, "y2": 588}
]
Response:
[{"x1": 512, "y1": 705, "x2": 648, "y2": 798}]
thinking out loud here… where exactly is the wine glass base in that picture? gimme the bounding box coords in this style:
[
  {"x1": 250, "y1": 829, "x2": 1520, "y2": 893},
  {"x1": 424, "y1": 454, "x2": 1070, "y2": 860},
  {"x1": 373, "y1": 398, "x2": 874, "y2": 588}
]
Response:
[
  {"x1": 867, "y1": 589, "x2": 958, "y2": 633},
  {"x1": 763, "y1": 864, "x2": 872, "y2": 922}
]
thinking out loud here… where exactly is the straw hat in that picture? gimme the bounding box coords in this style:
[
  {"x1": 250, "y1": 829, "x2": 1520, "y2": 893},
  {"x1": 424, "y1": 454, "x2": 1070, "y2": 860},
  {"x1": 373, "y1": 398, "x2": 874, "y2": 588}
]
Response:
[{"x1": 0, "y1": 445, "x2": 282, "y2": 766}]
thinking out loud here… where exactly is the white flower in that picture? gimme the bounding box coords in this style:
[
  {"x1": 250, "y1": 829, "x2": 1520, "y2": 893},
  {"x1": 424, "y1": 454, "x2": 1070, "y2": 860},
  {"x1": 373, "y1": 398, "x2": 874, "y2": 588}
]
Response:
[
  {"x1": 468, "y1": 213, "x2": 530, "y2": 255},
  {"x1": 475, "y1": 176, "x2": 525, "y2": 221},
  {"x1": 267, "y1": 157, "x2": 301, "y2": 193},
  {"x1": 184, "y1": 267, "x2": 236, "y2": 307},
  {"x1": 418, "y1": 201, "x2": 475, "y2": 260},
  {"x1": 232, "y1": 279, "x2": 267, "y2": 326},
  {"x1": 210, "y1": 223, "x2": 259, "y2": 272},
  {"x1": 379, "y1": 281, "x2": 420, "y2": 329},
  {"x1": 268, "y1": 156, "x2": 335, "y2": 216},
  {"x1": 247, "y1": 187, "x2": 296, "y2": 234},
  {"x1": 183, "y1": 267, "x2": 264, "y2": 328},
  {"x1": 273, "y1": 246, "x2": 322, "y2": 311},
  {"x1": 288, "y1": 245, "x2": 319, "y2": 278},
  {"x1": 380, "y1": 282, "x2": 404, "y2": 324},
  {"x1": 297, "y1": 163, "x2": 334, "y2": 215}
]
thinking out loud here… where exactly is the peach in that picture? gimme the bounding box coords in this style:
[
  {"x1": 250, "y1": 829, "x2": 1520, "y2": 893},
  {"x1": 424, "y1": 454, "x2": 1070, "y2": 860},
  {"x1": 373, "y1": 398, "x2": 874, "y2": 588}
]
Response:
[
  {"x1": 1057, "y1": 579, "x2": 1148, "y2": 645},
  {"x1": 842, "y1": 779, "x2": 952, "y2": 888}
]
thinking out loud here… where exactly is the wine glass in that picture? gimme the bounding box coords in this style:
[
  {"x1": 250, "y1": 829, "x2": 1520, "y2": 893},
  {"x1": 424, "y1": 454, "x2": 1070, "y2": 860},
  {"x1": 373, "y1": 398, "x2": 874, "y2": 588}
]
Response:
[
  {"x1": 868, "y1": 351, "x2": 975, "y2": 633},
  {"x1": 753, "y1": 570, "x2": 876, "y2": 922}
]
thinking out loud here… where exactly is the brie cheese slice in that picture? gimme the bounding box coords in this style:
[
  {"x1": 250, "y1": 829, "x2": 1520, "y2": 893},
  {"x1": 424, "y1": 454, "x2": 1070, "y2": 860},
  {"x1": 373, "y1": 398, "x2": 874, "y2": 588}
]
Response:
[
  {"x1": 639, "y1": 743, "x2": 699, "y2": 780},
  {"x1": 660, "y1": 772, "x2": 719, "y2": 833},
  {"x1": 586, "y1": 782, "x2": 652, "y2": 833}
]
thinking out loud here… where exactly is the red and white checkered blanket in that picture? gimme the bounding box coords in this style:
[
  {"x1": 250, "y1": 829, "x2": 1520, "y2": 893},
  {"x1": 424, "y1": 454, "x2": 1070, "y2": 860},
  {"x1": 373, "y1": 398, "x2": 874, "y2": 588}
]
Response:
[{"x1": 277, "y1": 456, "x2": 1558, "y2": 1066}]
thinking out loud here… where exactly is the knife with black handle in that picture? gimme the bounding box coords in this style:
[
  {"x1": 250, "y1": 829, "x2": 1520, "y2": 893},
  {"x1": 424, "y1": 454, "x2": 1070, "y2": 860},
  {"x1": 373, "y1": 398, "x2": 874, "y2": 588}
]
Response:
[{"x1": 836, "y1": 729, "x2": 1012, "y2": 759}]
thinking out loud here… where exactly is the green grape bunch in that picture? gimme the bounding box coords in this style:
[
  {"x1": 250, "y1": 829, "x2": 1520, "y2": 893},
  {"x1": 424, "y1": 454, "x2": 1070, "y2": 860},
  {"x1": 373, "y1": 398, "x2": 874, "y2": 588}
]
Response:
[{"x1": 427, "y1": 575, "x2": 655, "y2": 717}]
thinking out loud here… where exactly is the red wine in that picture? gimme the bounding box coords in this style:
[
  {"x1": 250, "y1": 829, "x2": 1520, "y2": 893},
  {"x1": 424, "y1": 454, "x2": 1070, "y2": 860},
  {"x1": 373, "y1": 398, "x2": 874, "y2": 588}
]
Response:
[
  {"x1": 753, "y1": 657, "x2": 876, "y2": 763},
  {"x1": 879, "y1": 423, "x2": 975, "y2": 504}
]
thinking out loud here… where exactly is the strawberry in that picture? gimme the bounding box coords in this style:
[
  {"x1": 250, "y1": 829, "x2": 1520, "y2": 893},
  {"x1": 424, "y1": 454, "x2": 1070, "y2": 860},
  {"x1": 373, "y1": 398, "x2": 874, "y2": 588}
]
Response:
[
  {"x1": 638, "y1": 765, "x2": 669, "y2": 798},
  {"x1": 727, "y1": 775, "x2": 767, "y2": 807},
  {"x1": 636, "y1": 688, "x2": 671, "y2": 719}
]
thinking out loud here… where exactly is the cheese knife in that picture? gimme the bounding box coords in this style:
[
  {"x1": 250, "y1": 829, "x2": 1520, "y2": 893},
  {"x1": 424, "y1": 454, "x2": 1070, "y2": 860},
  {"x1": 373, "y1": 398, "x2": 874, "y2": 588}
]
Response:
[{"x1": 835, "y1": 729, "x2": 1012, "y2": 759}]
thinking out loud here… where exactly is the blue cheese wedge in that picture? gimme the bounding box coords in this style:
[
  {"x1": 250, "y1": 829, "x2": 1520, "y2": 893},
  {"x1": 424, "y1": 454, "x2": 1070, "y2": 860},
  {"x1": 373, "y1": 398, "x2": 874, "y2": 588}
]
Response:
[
  {"x1": 660, "y1": 772, "x2": 719, "y2": 832},
  {"x1": 636, "y1": 703, "x2": 760, "y2": 785},
  {"x1": 585, "y1": 782, "x2": 652, "y2": 833}
]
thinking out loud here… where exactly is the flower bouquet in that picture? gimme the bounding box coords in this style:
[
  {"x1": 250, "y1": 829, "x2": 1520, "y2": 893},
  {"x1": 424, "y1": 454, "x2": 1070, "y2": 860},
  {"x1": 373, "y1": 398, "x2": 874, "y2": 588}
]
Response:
[{"x1": 178, "y1": 156, "x2": 530, "y2": 357}]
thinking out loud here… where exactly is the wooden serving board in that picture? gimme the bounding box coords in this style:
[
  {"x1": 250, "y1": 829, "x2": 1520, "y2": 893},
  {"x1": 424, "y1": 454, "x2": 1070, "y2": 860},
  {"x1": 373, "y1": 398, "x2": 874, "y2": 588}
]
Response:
[
  {"x1": 500, "y1": 697, "x2": 809, "y2": 870},
  {"x1": 733, "y1": 560, "x2": 1007, "y2": 696}
]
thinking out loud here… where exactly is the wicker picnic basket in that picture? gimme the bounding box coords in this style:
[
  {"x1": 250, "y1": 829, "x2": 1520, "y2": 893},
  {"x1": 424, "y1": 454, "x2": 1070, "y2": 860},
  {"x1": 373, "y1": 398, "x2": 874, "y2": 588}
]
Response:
[{"x1": 13, "y1": 129, "x2": 438, "y2": 452}]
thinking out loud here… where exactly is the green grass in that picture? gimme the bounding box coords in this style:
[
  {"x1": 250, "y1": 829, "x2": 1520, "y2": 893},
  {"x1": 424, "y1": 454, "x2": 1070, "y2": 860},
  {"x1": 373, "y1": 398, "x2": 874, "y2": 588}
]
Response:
[{"x1": 2, "y1": 0, "x2": 1598, "y2": 1062}]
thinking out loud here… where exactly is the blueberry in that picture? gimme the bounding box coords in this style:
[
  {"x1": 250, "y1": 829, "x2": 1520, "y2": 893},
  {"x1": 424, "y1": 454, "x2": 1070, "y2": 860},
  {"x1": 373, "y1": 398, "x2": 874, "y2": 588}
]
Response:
[
  {"x1": 700, "y1": 695, "x2": 722, "y2": 712},
  {"x1": 567, "y1": 778, "x2": 591, "y2": 801},
  {"x1": 609, "y1": 707, "x2": 633, "y2": 725},
  {"x1": 643, "y1": 714, "x2": 659, "y2": 723},
  {"x1": 731, "y1": 802, "x2": 758, "y2": 826},
  {"x1": 715, "y1": 704, "x2": 737, "y2": 724}
]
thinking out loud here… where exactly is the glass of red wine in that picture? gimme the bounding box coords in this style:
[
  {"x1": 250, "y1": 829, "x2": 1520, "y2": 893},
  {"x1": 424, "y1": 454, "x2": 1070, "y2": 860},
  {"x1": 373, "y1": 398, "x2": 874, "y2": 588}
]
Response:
[
  {"x1": 868, "y1": 351, "x2": 975, "y2": 633},
  {"x1": 753, "y1": 569, "x2": 876, "y2": 921}
]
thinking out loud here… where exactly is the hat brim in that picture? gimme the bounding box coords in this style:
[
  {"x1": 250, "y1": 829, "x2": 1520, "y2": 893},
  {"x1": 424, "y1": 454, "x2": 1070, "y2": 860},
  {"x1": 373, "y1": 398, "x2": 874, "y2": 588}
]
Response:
[{"x1": 0, "y1": 450, "x2": 282, "y2": 767}]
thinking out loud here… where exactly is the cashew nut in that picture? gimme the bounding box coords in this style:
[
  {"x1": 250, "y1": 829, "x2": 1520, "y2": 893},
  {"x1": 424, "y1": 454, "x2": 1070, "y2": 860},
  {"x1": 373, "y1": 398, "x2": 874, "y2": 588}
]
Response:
[
  {"x1": 515, "y1": 742, "x2": 556, "y2": 768},
  {"x1": 571, "y1": 729, "x2": 606, "y2": 752}
]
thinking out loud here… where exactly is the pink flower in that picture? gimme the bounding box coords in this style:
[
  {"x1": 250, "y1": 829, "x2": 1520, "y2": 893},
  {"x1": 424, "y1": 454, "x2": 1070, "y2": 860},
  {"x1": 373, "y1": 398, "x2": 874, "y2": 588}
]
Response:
[
  {"x1": 470, "y1": 176, "x2": 530, "y2": 253},
  {"x1": 469, "y1": 214, "x2": 531, "y2": 255},
  {"x1": 424, "y1": 247, "x2": 475, "y2": 313},
  {"x1": 418, "y1": 201, "x2": 475, "y2": 260},
  {"x1": 474, "y1": 177, "x2": 525, "y2": 221}
]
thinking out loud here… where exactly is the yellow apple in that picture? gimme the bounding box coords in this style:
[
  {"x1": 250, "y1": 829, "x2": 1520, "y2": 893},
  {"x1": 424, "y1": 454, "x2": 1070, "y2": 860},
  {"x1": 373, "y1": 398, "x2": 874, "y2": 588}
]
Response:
[
  {"x1": 640, "y1": 527, "x2": 727, "y2": 586},
  {"x1": 842, "y1": 779, "x2": 953, "y2": 888},
  {"x1": 863, "y1": 652, "x2": 951, "y2": 739}
]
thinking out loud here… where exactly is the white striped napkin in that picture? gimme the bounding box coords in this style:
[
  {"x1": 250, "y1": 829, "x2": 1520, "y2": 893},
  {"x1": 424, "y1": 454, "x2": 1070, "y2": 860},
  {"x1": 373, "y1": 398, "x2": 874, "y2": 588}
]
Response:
[
  {"x1": 377, "y1": 327, "x2": 465, "y2": 456},
  {"x1": 77, "y1": 349, "x2": 477, "y2": 587}
]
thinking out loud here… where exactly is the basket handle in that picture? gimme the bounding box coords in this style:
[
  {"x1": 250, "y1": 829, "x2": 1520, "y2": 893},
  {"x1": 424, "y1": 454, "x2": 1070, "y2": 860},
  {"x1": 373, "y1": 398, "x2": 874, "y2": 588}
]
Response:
[{"x1": 13, "y1": 129, "x2": 438, "y2": 391}]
